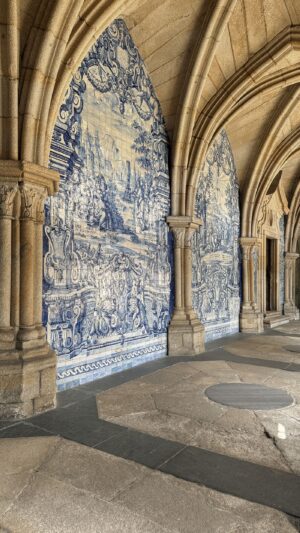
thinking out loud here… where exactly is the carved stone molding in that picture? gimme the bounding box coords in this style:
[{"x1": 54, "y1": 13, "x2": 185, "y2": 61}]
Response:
[
  {"x1": 172, "y1": 227, "x2": 185, "y2": 248},
  {"x1": 19, "y1": 184, "x2": 48, "y2": 221},
  {"x1": 35, "y1": 188, "x2": 48, "y2": 224},
  {"x1": 285, "y1": 252, "x2": 299, "y2": 265},
  {"x1": 20, "y1": 185, "x2": 37, "y2": 219},
  {"x1": 0, "y1": 160, "x2": 59, "y2": 195},
  {"x1": 184, "y1": 227, "x2": 196, "y2": 247},
  {"x1": 0, "y1": 184, "x2": 18, "y2": 217},
  {"x1": 167, "y1": 215, "x2": 202, "y2": 248},
  {"x1": 240, "y1": 238, "x2": 260, "y2": 256}
]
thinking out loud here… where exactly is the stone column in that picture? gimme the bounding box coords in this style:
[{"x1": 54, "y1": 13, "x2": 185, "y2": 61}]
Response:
[
  {"x1": 284, "y1": 252, "x2": 300, "y2": 319},
  {"x1": 241, "y1": 241, "x2": 251, "y2": 310},
  {"x1": 0, "y1": 160, "x2": 59, "y2": 419},
  {"x1": 167, "y1": 216, "x2": 205, "y2": 356},
  {"x1": 171, "y1": 226, "x2": 185, "y2": 319},
  {"x1": 184, "y1": 227, "x2": 195, "y2": 312},
  {"x1": 16, "y1": 184, "x2": 47, "y2": 349},
  {"x1": 0, "y1": 183, "x2": 18, "y2": 349},
  {"x1": 240, "y1": 237, "x2": 264, "y2": 333},
  {"x1": 34, "y1": 190, "x2": 47, "y2": 334}
]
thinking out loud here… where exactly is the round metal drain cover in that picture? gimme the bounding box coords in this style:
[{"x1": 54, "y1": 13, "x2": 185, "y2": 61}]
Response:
[
  {"x1": 205, "y1": 383, "x2": 294, "y2": 410},
  {"x1": 284, "y1": 345, "x2": 300, "y2": 353}
]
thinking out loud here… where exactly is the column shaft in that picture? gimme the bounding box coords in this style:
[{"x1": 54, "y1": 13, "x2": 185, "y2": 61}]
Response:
[
  {"x1": 174, "y1": 246, "x2": 182, "y2": 310},
  {"x1": 17, "y1": 184, "x2": 47, "y2": 346},
  {"x1": 167, "y1": 216, "x2": 204, "y2": 355},
  {"x1": 239, "y1": 238, "x2": 264, "y2": 333},
  {"x1": 0, "y1": 161, "x2": 59, "y2": 419},
  {"x1": 0, "y1": 183, "x2": 17, "y2": 347},
  {"x1": 242, "y1": 250, "x2": 250, "y2": 306},
  {"x1": 10, "y1": 215, "x2": 20, "y2": 328},
  {"x1": 284, "y1": 258, "x2": 290, "y2": 305},
  {"x1": 19, "y1": 217, "x2": 35, "y2": 327},
  {"x1": 0, "y1": 217, "x2": 12, "y2": 328},
  {"x1": 184, "y1": 228, "x2": 194, "y2": 310},
  {"x1": 34, "y1": 220, "x2": 44, "y2": 326}
]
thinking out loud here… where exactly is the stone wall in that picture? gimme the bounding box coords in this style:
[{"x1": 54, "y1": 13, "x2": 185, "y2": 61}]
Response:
[
  {"x1": 44, "y1": 19, "x2": 172, "y2": 390},
  {"x1": 192, "y1": 130, "x2": 240, "y2": 341}
]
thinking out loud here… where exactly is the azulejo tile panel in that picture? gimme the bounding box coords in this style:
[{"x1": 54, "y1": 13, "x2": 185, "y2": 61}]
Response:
[
  {"x1": 45, "y1": 19, "x2": 173, "y2": 389},
  {"x1": 192, "y1": 130, "x2": 241, "y2": 341}
]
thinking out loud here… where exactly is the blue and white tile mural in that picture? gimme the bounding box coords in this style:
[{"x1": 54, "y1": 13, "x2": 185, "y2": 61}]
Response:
[
  {"x1": 192, "y1": 130, "x2": 240, "y2": 341},
  {"x1": 44, "y1": 19, "x2": 172, "y2": 389},
  {"x1": 279, "y1": 215, "x2": 285, "y2": 310}
]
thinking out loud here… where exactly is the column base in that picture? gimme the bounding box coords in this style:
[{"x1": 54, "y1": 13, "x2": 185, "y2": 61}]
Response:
[
  {"x1": 0, "y1": 327, "x2": 16, "y2": 350},
  {"x1": 240, "y1": 310, "x2": 264, "y2": 333},
  {"x1": 16, "y1": 325, "x2": 47, "y2": 350},
  {"x1": 284, "y1": 305, "x2": 300, "y2": 320},
  {"x1": 263, "y1": 312, "x2": 290, "y2": 328},
  {"x1": 0, "y1": 344, "x2": 56, "y2": 420},
  {"x1": 168, "y1": 311, "x2": 205, "y2": 356}
]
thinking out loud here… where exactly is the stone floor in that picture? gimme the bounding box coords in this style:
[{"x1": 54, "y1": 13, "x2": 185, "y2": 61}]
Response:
[
  {"x1": 0, "y1": 322, "x2": 300, "y2": 532},
  {"x1": 96, "y1": 334, "x2": 300, "y2": 474}
]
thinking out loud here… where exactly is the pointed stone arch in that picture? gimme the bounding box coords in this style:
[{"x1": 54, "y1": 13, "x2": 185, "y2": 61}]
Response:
[
  {"x1": 19, "y1": 0, "x2": 136, "y2": 166},
  {"x1": 242, "y1": 87, "x2": 300, "y2": 237},
  {"x1": 185, "y1": 26, "x2": 300, "y2": 218}
]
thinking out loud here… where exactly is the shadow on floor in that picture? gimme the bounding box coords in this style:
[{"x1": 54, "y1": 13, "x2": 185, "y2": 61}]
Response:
[{"x1": 1, "y1": 337, "x2": 300, "y2": 519}]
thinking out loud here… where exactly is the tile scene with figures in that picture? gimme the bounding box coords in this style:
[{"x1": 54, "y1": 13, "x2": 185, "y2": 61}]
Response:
[
  {"x1": 43, "y1": 20, "x2": 244, "y2": 388},
  {"x1": 44, "y1": 19, "x2": 173, "y2": 389},
  {"x1": 192, "y1": 130, "x2": 241, "y2": 341}
]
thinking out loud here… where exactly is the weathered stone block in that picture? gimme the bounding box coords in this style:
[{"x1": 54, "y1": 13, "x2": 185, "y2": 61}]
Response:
[
  {"x1": 240, "y1": 311, "x2": 264, "y2": 333},
  {"x1": 0, "y1": 346, "x2": 57, "y2": 419},
  {"x1": 0, "y1": 372, "x2": 22, "y2": 403},
  {"x1": 0, "y1": 398, "x2": 33, "y2": 419},
  {"x1": 33, "y1": 393, "x2": 56, "y2": 414},
  {"x1": 21, "y1": 370, "x2": 40, "y2": 401},
  {"x1": 40, "y1": 366, "x2": 57, "y2": 397},
  {"x1": 168, "y1": 318, "x2": 205, "y2": 356}
]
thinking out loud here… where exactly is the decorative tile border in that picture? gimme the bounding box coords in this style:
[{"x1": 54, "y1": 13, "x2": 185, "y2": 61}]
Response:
[{"x1": 57, "y1": 341, "x2": 166, "y2": 390}]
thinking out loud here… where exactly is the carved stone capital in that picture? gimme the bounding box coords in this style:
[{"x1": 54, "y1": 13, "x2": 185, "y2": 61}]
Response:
[
  {"x1": 240, "y1": 237, "x2": 260, "y2": 261},
  {"x1": 19, "y1": 184, "x2": 47, "y2": 221},
  {"x1": 172, "y1": 227, "x2": 186, "y2": 248},
  {"x1": 0, "y1": 160, "x2": 59, "y2": 196},
  {"x1": 285, "y1": 252, "x2": 299, "y2": 266},
  {"x1": 0, "y1": 183, "x2": 18, "y2": 217},
  {"x1": 184, "y1": 226, "x2": 196, "y2": 247},
  {"x1": 20, "y1": 184, "x2": 37, "y2": 219},
  {"x1": 167, "y1": 215, "x2": 202, "y2": 249},
  {"x1": 35, "y1": 188, "x2": 48, "y2": 224}
]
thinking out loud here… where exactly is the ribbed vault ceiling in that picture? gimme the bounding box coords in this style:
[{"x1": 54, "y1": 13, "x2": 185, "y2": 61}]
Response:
[{"x1": 17, "y1": 0, "x2": 300, "y2": 240}]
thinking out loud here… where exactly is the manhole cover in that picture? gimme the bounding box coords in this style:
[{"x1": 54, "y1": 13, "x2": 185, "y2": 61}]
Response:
[
  {"x1": 284, "y1": 345, "x2": 300, "y2": 353},
  {"x1": 205, "y1": 383, "x2": 294, "y2": 410}
]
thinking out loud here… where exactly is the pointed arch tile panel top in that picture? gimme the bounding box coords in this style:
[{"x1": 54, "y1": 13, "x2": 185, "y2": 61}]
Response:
[
  {"x1": 44, "y1": 19, "x2": 173, "y2": 390},
  {"x1": 192, "y1": 130, "x2": 241, "y2": 341}
]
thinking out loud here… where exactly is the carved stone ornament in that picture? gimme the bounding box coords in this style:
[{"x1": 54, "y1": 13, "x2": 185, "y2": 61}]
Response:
[
  {"x1": 257, "y1": 195, "x2": 272, "y2": 235},
  {"x1": 184, "y1": 227, "x2": 196, "y2": 247},
  {"x1": 250, "y1": 245, "x2": 256, "y2": 257},
  {"x1": 35, "y1": 188, "x2": 47, "y2": 224},
  {"x1": 241, "y1": 244, "x2": 251, "y2": 261},
  {"x1": 20, "y1": 185, "x2": 38, "y2": 219},
  {"x1": 172, "y1": 227, "x2": 186, "y2": 248},
  {"x1": 0, "y1": 184, "x2": 18, "y2": 217}
]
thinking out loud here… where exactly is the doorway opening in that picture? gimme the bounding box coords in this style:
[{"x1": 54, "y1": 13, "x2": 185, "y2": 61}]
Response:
[{"x1": 265, "y1": 237, "x2": 277, "y2": 312}]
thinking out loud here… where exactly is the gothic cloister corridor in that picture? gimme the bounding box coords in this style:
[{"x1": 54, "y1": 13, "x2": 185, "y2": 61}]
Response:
[
  {"x1": 1, "y1": 0, "x2": 300, "y2": 530},
  {"x1": 0, "y1": 322, "x2": 300, "y2": 531}
]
